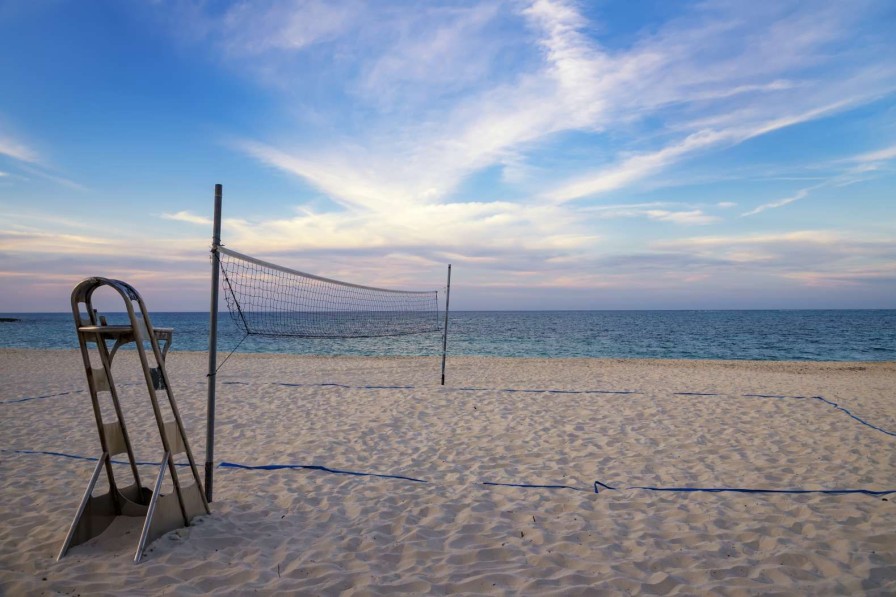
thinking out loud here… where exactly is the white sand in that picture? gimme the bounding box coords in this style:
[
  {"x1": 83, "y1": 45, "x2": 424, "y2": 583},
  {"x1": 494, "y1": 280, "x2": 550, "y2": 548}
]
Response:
[{"x1": 1, "y1": 348, "x2": 895, "y2": 595}]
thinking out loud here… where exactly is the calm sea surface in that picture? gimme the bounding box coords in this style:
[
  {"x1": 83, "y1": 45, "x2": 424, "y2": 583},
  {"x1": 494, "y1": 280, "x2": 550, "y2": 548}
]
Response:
[{"x1": 1, "y1": 311, "x2": 894, "y2": 361}]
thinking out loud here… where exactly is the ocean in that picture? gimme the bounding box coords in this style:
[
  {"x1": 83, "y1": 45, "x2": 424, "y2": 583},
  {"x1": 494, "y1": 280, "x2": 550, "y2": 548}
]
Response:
[{"x1": 1, "y1": 310, "x2": 894, "y2": 361}]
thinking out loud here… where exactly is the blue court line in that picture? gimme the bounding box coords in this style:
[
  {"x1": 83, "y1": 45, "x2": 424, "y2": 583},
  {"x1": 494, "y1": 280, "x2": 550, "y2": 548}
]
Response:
[
  {"x1": 274, "y1": 382, "x2": 352, "y2": 389},
  {"x1": 7, "y1": 383, "x2": 893, "y2": 440},
  {"x1": 594, "y1": 480, "x2": 616, "y2": 492},
  {"x1": 735, "y1": 394, "x2": 895, "y2": 438},
  {"x1": 235, "y1": 381, "x2": 643, "y2": 395},
  {"x1": 7, "y1": 448, "x2": 894, "y2": 497},
  {"x1": 1, "y1": 382, "x2": 143, "y2": 405},
  {"x1": 666, "y1": 392, "x2": 896, "y2": 438},
  {"x1": 4, "y1": 448, "x2": 423, "y2": 481},
  {"x1": 591, "y1": 479, "x2": 896, "y2": 496},
  {"x1": 1, "y1": 389, "x2": 84, "y2": 404},
  {"x1": 482, "y1": 481, "x2": 588, "y2": 492},
  {"x1": 452, "y1": 387, "x2": 642, "y2": 395},
  {"x1": 363, "y1": 385, "x2": 415, "y2": 389},
  {"x1": 3, "y1": 448, "x2": 191, "y2": 467},
  {"x1": 812, "y1": 396, "x2": 896, "y2": 438},
  {"x1": 272, "y1": 383, "x2": 416, "y2": 389},
  {"x1": 742, "y1": 394, "x2": 807, "y2": 399},
  {"x1": 218, "y1": 461, "x2": 426, "y2": 483}
]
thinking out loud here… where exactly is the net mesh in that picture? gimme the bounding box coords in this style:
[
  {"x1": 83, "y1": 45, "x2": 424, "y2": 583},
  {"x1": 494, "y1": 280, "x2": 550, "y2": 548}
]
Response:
[{"x1": 218, "y1": 247, "x2": 441, "y2": 338}]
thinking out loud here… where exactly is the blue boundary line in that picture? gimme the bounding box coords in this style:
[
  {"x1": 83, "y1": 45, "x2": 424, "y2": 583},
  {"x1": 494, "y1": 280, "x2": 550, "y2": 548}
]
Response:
[
  {"x1": 219, "y1": 461, "x2": 426, "y2": 483},
  {"x1": 7, "y1": 448, "x2": 894, "y2": 498},
  {"x1": 812, "y1": 396, "x2": 896, "y2": 438},
  {"x1": 452, "y1": 387, "x2": 642, "y2": 395},
  {"x1": 1, "y1": 382, "x2": 144, "y2": 405},
  {"x1": 742, "y1": 394, "x2": 807, "y2": 399},
  {"x1": 591, "y1": 479, "x2": 896, "y2": 496},
  {"x1": 2, "y1": 449, "x2": 423, "y2": 482},
  {"x1": 5, "y1": 382, "x2": 894, "y2": 439},
  {"x1": 4, "y1": 448, "x2": 191, "y2": 467},
  {"x1": 1, "y1": 389, "x2": 84, "y2": 404},
  {"x1": 226, "y1": 381, "x2": 643, "y2": 395},
  {"x1": 482, "y1": 481, "x2": 587, "y2": 492}
]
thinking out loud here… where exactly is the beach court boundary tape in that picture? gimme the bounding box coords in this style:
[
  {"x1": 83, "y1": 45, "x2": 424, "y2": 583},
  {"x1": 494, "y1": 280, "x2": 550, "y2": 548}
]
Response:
[
  {"x1": 5, "y1": 448, "x2": 895, "y2": 498},
  {"x1": 5, "y1": 381, "x2": 896, "y2": 438},
  {"x1": 0, "y1": 389, "x2": 85, "y2": 404},
  {"x1": 263, "y1": 382, "x2": 896, "y2": 438},
  {"x1": 217, "y1": 461, "x2": 426, "y2": 483},
  {"x1": 811, "y1": 395, "x2": 896, "y2": 437},
  {"x1": 5, "y1": 380, "x2": 896, "y2": 439}
]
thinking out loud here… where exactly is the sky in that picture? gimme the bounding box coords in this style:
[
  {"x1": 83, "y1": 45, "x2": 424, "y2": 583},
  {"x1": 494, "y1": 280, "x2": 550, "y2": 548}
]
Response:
[{"x1": 1, "y1": 0, "x2": 895, "y2": 311}]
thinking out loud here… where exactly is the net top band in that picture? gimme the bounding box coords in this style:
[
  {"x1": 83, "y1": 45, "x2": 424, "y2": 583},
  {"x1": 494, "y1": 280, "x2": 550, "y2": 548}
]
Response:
[{"x1": 217, "y1": 246, "x2": 437, "y2": 295}]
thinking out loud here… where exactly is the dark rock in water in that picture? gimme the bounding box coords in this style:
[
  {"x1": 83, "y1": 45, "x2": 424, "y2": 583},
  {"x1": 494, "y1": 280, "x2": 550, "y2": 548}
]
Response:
[{"x1": 0, "y1": 318, "x2": 21, "y2": 322}]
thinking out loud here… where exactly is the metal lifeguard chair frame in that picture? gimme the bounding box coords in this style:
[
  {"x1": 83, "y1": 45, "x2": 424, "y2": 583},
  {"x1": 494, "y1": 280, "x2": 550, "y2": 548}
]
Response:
[{"x1": 58, "y1": 277, "x2": 210, "y2": 563}]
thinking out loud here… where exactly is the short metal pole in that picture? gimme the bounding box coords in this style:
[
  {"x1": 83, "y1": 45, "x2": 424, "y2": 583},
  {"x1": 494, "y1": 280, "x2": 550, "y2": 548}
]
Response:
[
  {"x1": 205, "y1": 184, "x2": 222, "y2": 502},
  {"x1": 440, "y1": 264, "x2": 451, "y2": 386}
]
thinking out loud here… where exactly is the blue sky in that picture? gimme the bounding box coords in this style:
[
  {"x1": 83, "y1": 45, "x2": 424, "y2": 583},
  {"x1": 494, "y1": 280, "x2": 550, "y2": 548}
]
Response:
[{"x1": 1, "y1": 0, "x2": 895, "y2": 311}]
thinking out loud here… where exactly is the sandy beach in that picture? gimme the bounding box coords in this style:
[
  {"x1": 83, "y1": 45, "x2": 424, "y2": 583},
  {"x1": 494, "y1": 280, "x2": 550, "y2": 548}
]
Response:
[{"x1": 1, "y1": 348, "x2": 894, "y2": 595}]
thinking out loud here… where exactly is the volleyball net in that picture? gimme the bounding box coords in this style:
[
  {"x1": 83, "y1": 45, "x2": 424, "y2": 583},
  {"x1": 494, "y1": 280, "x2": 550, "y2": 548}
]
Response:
[{"x1": 217, "y1": 246, "x2": 442, "y2": 339}]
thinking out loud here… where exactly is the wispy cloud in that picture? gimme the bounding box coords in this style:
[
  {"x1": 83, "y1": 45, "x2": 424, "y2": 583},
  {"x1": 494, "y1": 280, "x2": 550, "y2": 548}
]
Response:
[
  {"x1": 741, "y1": 142, "x2": 896, "y2": 216},
  {"x1": 15, "y1": 163, "x2": 86, "y2": 191},
  {"x1": 0, "y1": 132, "x2": 39, "y2": 163},
  {"x1": 6, "y1": 0, "x2": 892, "y2": 310},
  {"x1": 584, "y1": 202, "x2": 719, "y2": 225},
  {"x1": 162, "y1": 210, "x2": 213, "y2": 225},
  {"x1": 217, "y1": 0, "x2": 359, "y2": 56},
  {"x1": 0, "y1": 125, "x2": 85, "y2": 189},
  {"x1": 144, "y1": 0, "x2": 895, "y2": 307},
  {"x1": 187, "y1": 0, "x2": 895, "y2": 215},
  {"x1": 847, "y1": 144, "x2": 896, "y2": 164},
  {"x1": 741, "y1": 188, "x2": 813, "y2": 217},
  {"x1": 546, "y1": 130, "x2": 734, "y2": 202},
  {"x1": 644, "y1": 210, "x2": 718, "y2": 225}
]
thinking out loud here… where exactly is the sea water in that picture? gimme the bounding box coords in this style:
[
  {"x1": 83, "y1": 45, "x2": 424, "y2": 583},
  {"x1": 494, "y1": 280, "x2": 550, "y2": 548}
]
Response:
[{"x1": 1, "y1": 310, "x2": 894, "y2": 361}]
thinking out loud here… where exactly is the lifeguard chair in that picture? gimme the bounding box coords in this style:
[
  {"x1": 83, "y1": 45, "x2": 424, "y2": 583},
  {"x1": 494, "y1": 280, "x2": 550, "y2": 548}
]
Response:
[{"x1": 58, "y1": 277, "x2": 209, "y2": 563}]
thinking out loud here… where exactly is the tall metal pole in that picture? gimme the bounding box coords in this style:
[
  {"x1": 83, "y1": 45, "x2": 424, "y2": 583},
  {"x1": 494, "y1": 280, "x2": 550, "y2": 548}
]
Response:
[
  {"x1": 205, "y1": 184, "x2": 222, "y2": 502},
  {"x1": 440, "y1": 264, "x2": 451, "y2": 386}
]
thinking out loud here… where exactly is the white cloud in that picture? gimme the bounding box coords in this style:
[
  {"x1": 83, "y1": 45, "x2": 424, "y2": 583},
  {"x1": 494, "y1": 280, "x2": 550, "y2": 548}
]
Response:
[
  {"x1": 162, "y1": 210, "x2": 213, "y2": 225},
  {"x1": 644, "y1": 210, "x2": 718, "y2": 225},
  {"x1": 122, "y1": 0, "x2": 896, "y2": 304},
  {"x1": 546, "y1": 130, "x2": 734, "y2": 202},
  {"x1": 847, "y1": 144, "x2": 896, "y2": 164},
  {"x1": 174, "y1": 0, "x2": 360, "y2": 57},
  {"x1": 741, "y1": 188, "x2": 811, "y2": 217},
  {"x1": 0, "y1": 126, "x2": 85, "y2": 189},
  {"x1": 211, "y1": 0, "x2": 894, "y2": 213},
  {"x1": 584, "y1": 202, "x2": 718, "y2": 225},
  {"x1": 740, "y1": 145, "x2": 893, "y2": 217},
  {"x1": 655, "y1": 230, "x2": 845, "y2": 250},
  {"x1": 223, "y1": 199, "x2": 598, "y2": 256},
  {"x1": 356, "y1": 2, "x2": 508, "y2": 105},
  {"x1": 0, "y1": 132, "x2": 39, "y2": 163},
  {"x1": 14, "y1": 163, "x2": 85, "y2": 191}
]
